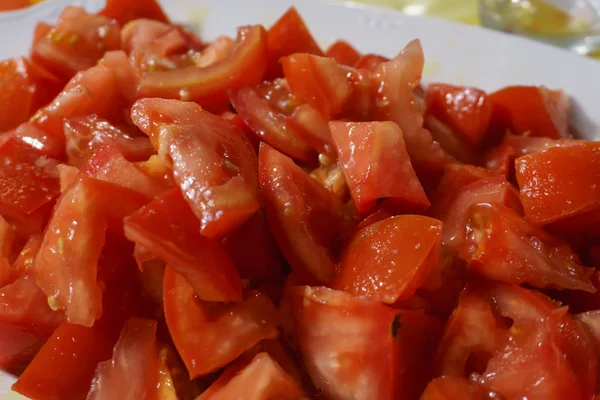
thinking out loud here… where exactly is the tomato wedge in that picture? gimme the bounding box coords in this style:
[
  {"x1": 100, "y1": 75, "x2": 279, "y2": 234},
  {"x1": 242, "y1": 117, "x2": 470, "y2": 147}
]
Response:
[
  {"x1": 330, "y1": 121, "x2": 429, "y2": 215},
  {"x1": 284, "y1": 285, "x2": 441, "y2": 400},
  {"x1": 164, "y1": 267, "x2": 279, "y2": 378},
  {"x1": 332, "y1": 215, "x2": 443, "y2": 304},
  {"x1": 100, "y1": 0, "x2": 169, "y2": 26},
  {"x1": 421, "y1": 376, "x2": 485, "y2": 400},
  {"x1": 282, "y1": 53, "x2": 351, "y2": 118},
  {"x1": 259, "y1": 143, "x2": 349, "y2": 283},
  {"x1": 288, "y1": 103, "x2": 337, "y2": 159},
  {"x1": 131, "y1": 98, "x2": 260, "y2": 238},
  {"x1": 516, "y1": 142, "x2": 600, "y2": 229},
  {"x1": 87, "y1": 318, "x2": 160, "y2": 400},
  {"x1": 326, "y1": 40, "x2": 361, "y2": 66},
  {"x1": 124, "y1": 189, "x2": 243, "y2": 303},
  {"x1": 138, "y1": 25, "x2": 267, "y2": 108}
]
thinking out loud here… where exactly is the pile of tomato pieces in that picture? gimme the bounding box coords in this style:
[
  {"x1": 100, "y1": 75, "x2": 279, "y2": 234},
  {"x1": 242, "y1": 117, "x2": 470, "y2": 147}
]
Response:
[{"x1": 1, "y1": 1, "x2": 600, "y2": 399}]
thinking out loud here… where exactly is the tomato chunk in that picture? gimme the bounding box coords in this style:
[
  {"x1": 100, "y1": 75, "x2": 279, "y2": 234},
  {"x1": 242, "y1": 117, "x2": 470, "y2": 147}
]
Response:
[
  {"x1": 138, "y1": 25, "x2": 267, "y2": 108},
  {"x1": 330, "y1": 121, "x2": 429, "y2": 215},
  {"x1": 333, "y1": 215, "x2": 443, "y2": 304},
  {"x1": 282, "y1": 53, "x2": 351, "y2": 118},
  {"x1": 516, "y1": 142, "x2": 600, "y2": 229},
  {"x1": 326, "y1": 40, "x2": 361, "y2": 66},
  {"x1": 100, "y1": 0, "x2": 169, "y2": 26},
  {"x1": 164, "y1": 267, "x2": 279, "y2": 378},
  {"x1": 426, "y1": 83, "x2": 492, "y2": 147},
  {"x1": 0, "y1": 57, "x2": 61, "y2": 131},
  {"x1": 421, "y1": 376, "x2": 486, "y2": 400},
  {"x1": 288, "y1": 103, "x2": 337, "y2": 159},
  {"x1": 489, "y1": 85, "x2": 570, "y2": 138},
  {"x1": 87, "y1": 318, "x2": 160, "y2": 400},
  {"x1": 284, "y1": 285, "x2": 441, "y2": 400},
  {"x1": 131, "y1": 98, "x2": 260, "y2": 237},
  {"x1": 259, "y1": 144, "x2": 348, "y2": 283}
]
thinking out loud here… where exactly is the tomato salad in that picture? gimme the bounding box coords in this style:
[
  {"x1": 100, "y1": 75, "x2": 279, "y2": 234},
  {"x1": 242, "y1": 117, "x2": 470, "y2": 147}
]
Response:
[{"x1": 1, "y1": 1, "x2": 600, "y2": 399}]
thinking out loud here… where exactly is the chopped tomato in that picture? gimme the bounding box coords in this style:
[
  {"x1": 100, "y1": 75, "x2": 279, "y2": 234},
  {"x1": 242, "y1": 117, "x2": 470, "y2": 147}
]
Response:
[
  {"x1": 0, "y1": 57, "x2": 61, "y2": 131},
  {"x1": 332, "y1": 215, "x2": 443, "y2": 304},
  {"x1": 265, "y1": 6, "x2": 323, "y2": 78},
  {"x1": 425, "y1": 83, "x2": 492, "y2": 147},
  {"x1": 282, "y1": 53, "x2": 351, "y2": 118},
  {"x1": 131, "y1": 98, "x2": 260, "y2": 237},
  {"x1": 468, "y1": 204, "x2": 595, "y2": 292},
  {"x1": 0, "y1": 322, "x2": 47, "y2": 371},
  {"x1": 100, "y1": 0, "x2": 169, "y2": 26},
  {"x1": 421, "y1": 376, "x2": 485, "y2": 400},
  {"x1": 229, "y1": 86, "x2": 315, "y2": 162},
  {"x1": 354, "y1": 53, "x2": 389, "y2": 72},
  {"x1": 344, "y1": 68, "x2": 376, "y2": 118},
  {"x1": 86, "y1": 318, "x2": 160, "y2": 400},
  {"x1": 198, "y1": 353, "x2": 306, "y2": 400},
  {"x1": 163, "y1": 267, "x2": 279, "y2": 378},
  {"x1": 138, "y1": 25, "x2": 268, "y2": 109},
  {"x1": 424, "y1": 115, "x2": 475, "y2": 164},
  {"x1": 99, "y1": 51, "x2": 139, "y2": 103},
  {"x1": 330, "y1": 121, "x2": 429, "y2": 215},
  {"x1": 516, "y1": 142, "x2": 600, "y2": 229},
  {"x1": 326, "y1": 40, "x2": 361, "y2": 66},
  {"x1": 288, "y1": 104, "x2": 337, "y2": 159},
  {"x1": 489, "y1": 85, "x2": 570, "y2": 138},
  {"x1": 65, "y1": 115, "x2": 155, "y2": 167},
  {"x1": 33, "y1": 176, "x2": 107, "y2": 326},
  {"x1": 31, "y1": 7, "x2": 120, "y2": 80},
  {"x1": 259, "y1": 143, "x2": 349, "y2": 284},
  {"x1": 0, "y1": 0, "x2": 35, "y2": 12},
  {"x1": 125, "y1": 189, "x2": 242, "y2": 302},
  {"x1": 193, "y1": 36, "x2": 235, "y2": 68},
  {"x1": 373, "y1": 40, "x2": 451, "y2": 175},
  {"x1": 0, "y1": 216, "x2": 15, "y2": 263},
  {"x1": 284, "y1": 285, "x2": 441, "y2": 400}
]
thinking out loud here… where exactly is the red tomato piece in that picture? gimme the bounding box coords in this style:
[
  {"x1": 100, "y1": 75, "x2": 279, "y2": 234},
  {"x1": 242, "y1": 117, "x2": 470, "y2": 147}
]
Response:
[
  {"x1": 124, "y1": 189, "x2": 243, "y2": 303},
  {"x1": 284, "y1": 285, "x2": 441, "y2": 400},
  {"x1": 0, "y1": 57, "x2": 61, "y2": 131},
  {"x1": 424, "y1": 115, "x2": 475, "y2": 164},
  {"x1": 221, "y1": 212, "x2": 284, "y2": 285},
  {"x1": 0, "y1": 216, "x2": 15, "y2": 264},
  {"x1": 288, "y1": 103, "x2": 337, "y2": 159},
  {"x1": 0, "y1": 322, "x2": 47, "y2": 371},
  {"x1": 3, "y1": 122, "x2": 66, "y2": 161},
  {"x1": 220, "y1": 111, "x2": 260, "y2": 152},
  {"x1": 282, "y1": 53, "x2": 352, "y2": 118},
  {"x1": 265, "y1": 6, "x2": 323, "y2": 78},
  {"x1": 330, "y1": 121, "x2": 429, "y2": 215},
  {"x1": 516, "y1": 142, "x2": 600, "y2": 229},
  {"x1": 198, "y1": 353, "x2": 307, "y2": 400},
  {"x1": 421, "y1": 376, "x2": 486, "y2": 400},
  {"x1": 373, "y1": 40, "x2": 451, "y2": 174},
  {"x1": 99, "y1": 50, "x2": 139, "y2": 103},
  {"x1": 131, "y1": 98, "x2": 260, "y2": 237},
  {"x1": 440, "y1": 176, "x2": 522, "y2": 257},
  {"x1": 326, "y1": 40, "x2": 361, "y2": 66},
  {"x1": 354, "y1": 53, "x2": 389, "y2": 72},
  {"x1": 87, "y1": 318, "x2": 160, "y2": 400},
  {"x1": 33, "y1": 176, "x2": 107, "y2": 326},
  {"x1": 229, "y1": 86, "x2": 315, "y2": 162},
  {"x1": 32, "y1": 22, "x2": 53, "y2": 47},
  {"x1": 489, "y1": 85, "x2": 570, "y2": 138},
  {"x1": 65, "y1": 115, "x2": 155, "y2": 167},
  {"x1": 468, "y1": 204, "x2": 595, "y2": 292},
  {"x1": 332, "y1": 215, "x2": 443, "y2": 304},
  {"x1": 344, "y1": 68, "x2": 376, "y2": 118},
  {"x1": 163, "y1": 267, "x2": 279, "y2": 378},
  {"x1": 138, "y1": 25, "x2": 268, "y2": 109},
  {"x1": 0, "y1": 0, "x2": 34, "y2": 11},
  {"x1": 426, "y1": 83, "x2": 493, "y2": 147},
  {"x1": 259, "y1": 144, "x2": 348, "y2": 284},
  {"x1": 100, "y1": 0, "x2": 169, "y2": 26},
  {"x1": 31, "y1": 6, "x2": 120, "y2": 80}
]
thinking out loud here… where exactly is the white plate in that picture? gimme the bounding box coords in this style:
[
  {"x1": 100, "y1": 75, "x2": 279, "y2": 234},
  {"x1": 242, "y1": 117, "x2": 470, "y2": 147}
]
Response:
[{"x1": 1, "y1": 0, "x2": 600, "y2": 397}]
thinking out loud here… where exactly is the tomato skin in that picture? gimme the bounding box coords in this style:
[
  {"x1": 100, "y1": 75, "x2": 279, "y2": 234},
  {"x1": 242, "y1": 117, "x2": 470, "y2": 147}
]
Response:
[
  {"x1": 265, "y1": 6, "x2": 323, "y2": 78},
  {"x1": 86, "y1": 318, "x2": 160, "y2": 400},
  {"x1": 282, "y1": 53, "x2": 352, "y2": 118},
  {"x1": 125, "y1": 189, "x2": 243, "y2": 303},
  {"x1": 332, "y1": 215, "x2": 443, "y2": 304},
  {"x1": 516, "y1": 142, "x2": 600, "y2": 229},
  {"x1": 489, "y1": 85, "x2": 570, "y2": 138},
  {"x1": 163, "y1": 267, "x2": 280, "y2": 378},
  {"x1": 0, "y1": 57, "x2": 61, "y2": 131},
  {"x1": 284, "y1": 285, "x2": 441, "y2": 400},
  {"x1": 468, "y1": 204, "x2": 595, "y2": 292},
  {"x1": 330, "y1": 121, "x2": 429, "y2": 215},
  {"x1": 138, "y1": 25, "x2": 268, "y2": 109},
  {"x1": 425, "y1": 84, "x2": 492, "y2": 147},
  {"x1": 326, "y1": 40, "x2": 361, "y2": 66},
  {"x1": 100, "y1": 0, "x2": 169, "y2": 26},
  {"x1": 373, "y1": 40, "x2": 451, "y2": 175},
  {"x1": 31, "y1": 7, "x2": 121, "y2": 80},
  {"x1": 65, "y1": 115, "x2": 155, "y2": 167},
  {"x1": 259, "y1": 143, "x2": 348, "y2": 284},
  {"x1": 229, "y1": 86, "x2": 315, "y2": 162}
]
